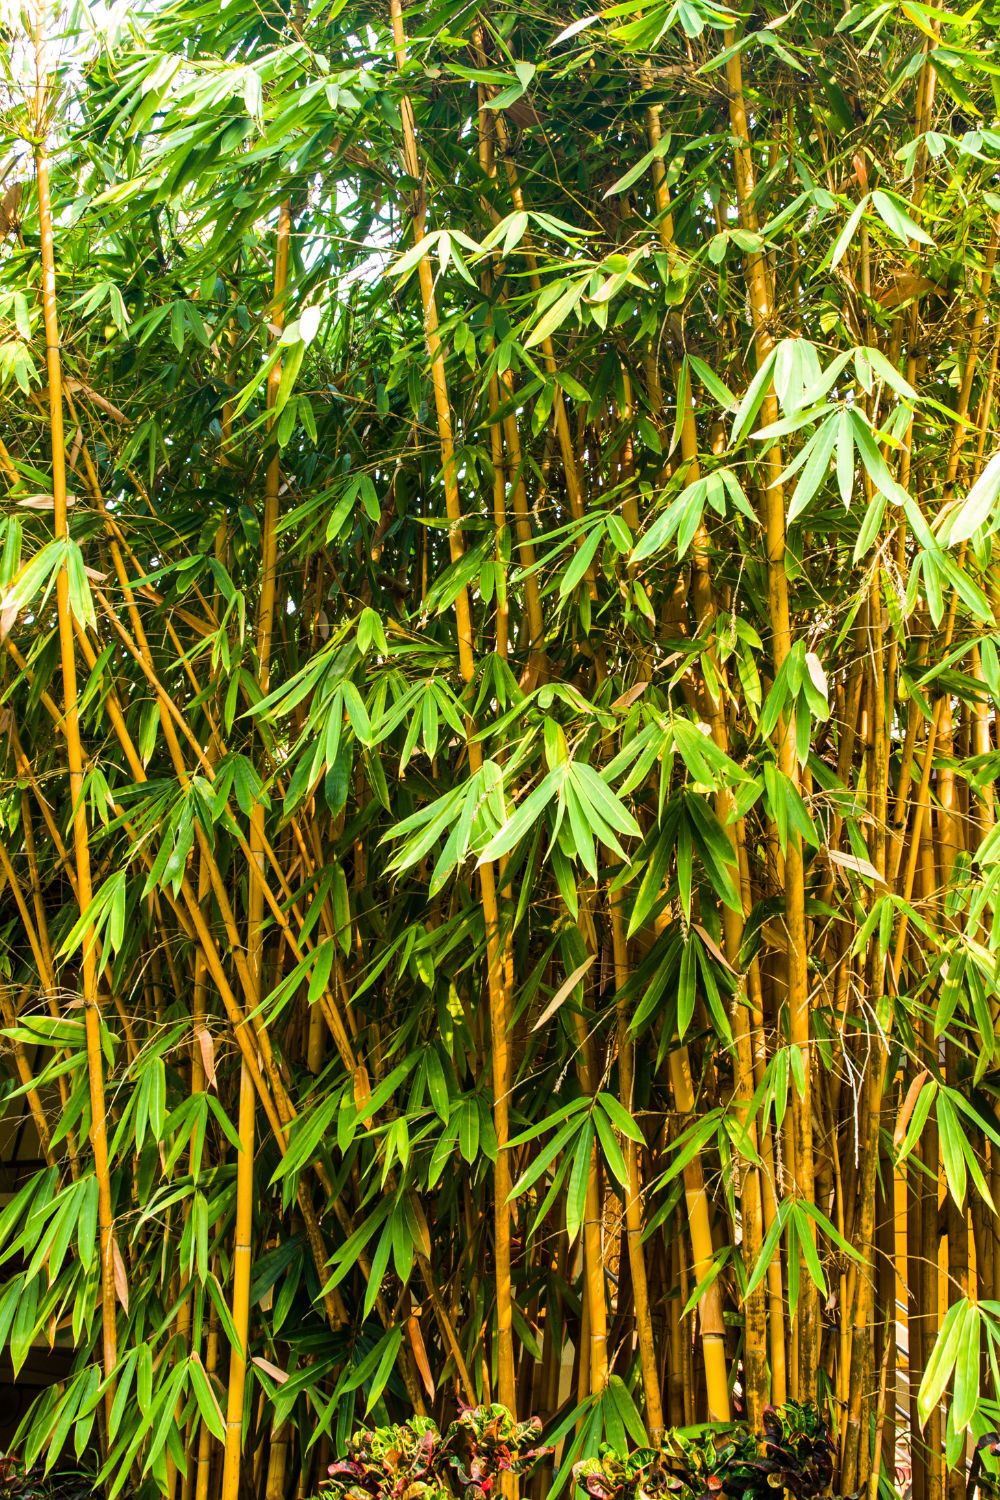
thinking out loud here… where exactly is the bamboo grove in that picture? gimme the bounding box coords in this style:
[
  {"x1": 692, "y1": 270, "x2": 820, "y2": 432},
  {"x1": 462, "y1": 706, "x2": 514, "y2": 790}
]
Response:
[{"x1": 4, "y1": 0, "x2": 1000, "y2": 1494}]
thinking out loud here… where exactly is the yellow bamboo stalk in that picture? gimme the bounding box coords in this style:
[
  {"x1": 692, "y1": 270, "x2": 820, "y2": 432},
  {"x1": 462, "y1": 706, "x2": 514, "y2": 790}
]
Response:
[
  {"x1": 724, "y1": 34, "x2": 818, "y2": 1397},
  {"x1": 488, "y1": 373, "x2": 510, "y2": 660},
  {"x1": 568, "y1": 902, "x2": 609, "y2": 1396},
  {"x1": 222, "y1": 194, "x2": 290, "y2": 1500},
  {"x1": 222, "y1": 1059, "x2": 255, "y2": 1500},
  {"x1": 668, "y1": 1046, "x2": 730, "y2": 1424},
  {"x1": 389, "y1": 0, "x2": 517, "y2": 1430},
  {"x1": 195, "y1": 1301, "x2": 221, "y2": 1500},
  {"x1": 642, "y1": 73, "x2": 768, "y2": 1418},
  {"x1": 610, "y1": 886, "x2": 663, "y2": 1434},
  {"x1": 474, "y1": 83, "x2": 605, "y2": 651},
  {"x1": 264, "y1": 1422, "x2": 290, "y2": 1500},
  {"x1": 30, "y1": 0, "x2": 117, "y2": 1410},
  {"x1": 842, "y1": 578, "x2": 891, "y2": 1495},
  {"x1": 939, "y1": 703, "x2": 970, "y2": 1500}
]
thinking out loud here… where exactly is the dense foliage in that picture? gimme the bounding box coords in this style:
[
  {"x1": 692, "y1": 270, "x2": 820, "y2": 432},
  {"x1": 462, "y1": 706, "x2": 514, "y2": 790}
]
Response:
[
  {"x1": 4, "y1": 0, "x2": 1000, "y2": 1495},
  {"x1": 317, "y1": 1402, "x2": 836, "y2": 1500}
]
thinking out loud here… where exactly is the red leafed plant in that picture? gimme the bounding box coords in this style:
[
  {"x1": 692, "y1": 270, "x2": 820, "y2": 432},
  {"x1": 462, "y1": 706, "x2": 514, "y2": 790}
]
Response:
[
  {"x1": 572, "y1": 1404, "x2": 838, "y2": 1500},
  {"x1": 320, "y1": 1405, "x2": 548, "y2": 1500}
]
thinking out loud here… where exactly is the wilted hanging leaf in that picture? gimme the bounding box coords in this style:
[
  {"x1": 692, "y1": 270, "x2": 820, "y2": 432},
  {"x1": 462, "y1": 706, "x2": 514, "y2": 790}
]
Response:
[
  {"x1": 531, "y1": 955, "x2": 595, "y2": 1032},
  {"x1": 406, "y1": 1312, "x2": 435, "y2": 1400},
  {"x1": 252, "y1": 1357, "x2": 289, "y2": 1385},
  {"x1": 893, "y1": 1070, "x2": 929, "y2": 1148},
  {"x1": 195, "y1": 1024, "x2": 217, "y2": 1090},
  {"x1": 826, "y1": 848, "x2": 885, "y2": 885},
  {"x1": 112, "y1": 1238, "x2": 129, "y2": 1314}
]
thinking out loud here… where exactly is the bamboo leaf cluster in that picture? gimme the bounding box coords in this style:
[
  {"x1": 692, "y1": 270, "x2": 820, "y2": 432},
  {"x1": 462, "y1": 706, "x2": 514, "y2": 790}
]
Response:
[{"x1": 3, "y1": 0, "x2": 1000, "y2": 1497}]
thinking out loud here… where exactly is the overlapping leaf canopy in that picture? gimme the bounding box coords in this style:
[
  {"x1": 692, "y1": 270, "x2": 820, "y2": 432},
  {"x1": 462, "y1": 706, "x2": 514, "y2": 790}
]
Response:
[{"x1": 3, "y1": 0, "x2": 1000, "y2": 1496}]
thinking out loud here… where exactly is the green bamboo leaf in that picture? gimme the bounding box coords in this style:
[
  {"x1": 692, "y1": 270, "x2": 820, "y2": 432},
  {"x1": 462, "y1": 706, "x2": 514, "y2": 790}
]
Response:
[
  {"x1": 687, "y1": 354, "x2": 737, "y2": 411},
  {"x1": 745, "y1": 1199, "x2": 792, "y2": 1299},
  {"x1": 593, "y1": 1103, "x2": 629, "y2": 1187},
  {"x1": 677, "y1": 938, "x2": 697, "y2": 1041},
  {"x1": 937, "y1": 1092, "x2": 968, "y2": 1207},
  {"x1": 919, "y1": 1299, "x2": 968, "y2": 1427},
  {"x1": 365, "y1": 1325, "x2": 404, "y2": 1414},
  {"x1": 787, "y1": 416, "x2": 837, "y2": 524},
  {"x1": 951, "y1": 1304, "x2": 981, "y2": 1431},
  {"x1": 559, "y1": 525, "x2": 603, "y2": 597},
  {"x1": 602, "y1": 135, "x2": 671, "y2": 198},
  {"x1": 829, "y1": 194, "x2": 869, "y2": 269},
  {"x1": 565, "y1": 1120, "x2": 594, "y2": 1243},
  {"x1": 597, "y1": 1092, "x2": 644, "y2": 1143},
  {"x1": 526, "y1": 279, "x2": 586, "y2": 348},
  {"x1": 478, "y1": 767, "x2": 564, "y2": 865},
  {"x1": 188, "y1": 1354, "x2": 226, "y2": 1442},
  {"x1": 871, "y1": 188, "x2": 935, "y2": 245},
  {"x1": 569, "y1": 762, "x2": 641, "y2": 841},
  {"x1": 941, "y1": 452, "x2": 1000, "y2": 546},
  {"x1": 628, "y1": 827, "x2": 674, "y2": 937}
]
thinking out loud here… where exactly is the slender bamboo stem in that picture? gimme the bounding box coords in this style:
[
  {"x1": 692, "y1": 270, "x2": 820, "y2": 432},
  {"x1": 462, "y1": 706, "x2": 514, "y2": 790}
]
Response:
[
  {"x1": 30, "y1": 0, "x2": 117, "y2": 1412},
  {"x1": 388, "y1": 0, "x2": 517, "y2": 1434},
  {"x1": 724, "y1": 33, "x2": 818, "y2": 1398}
]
